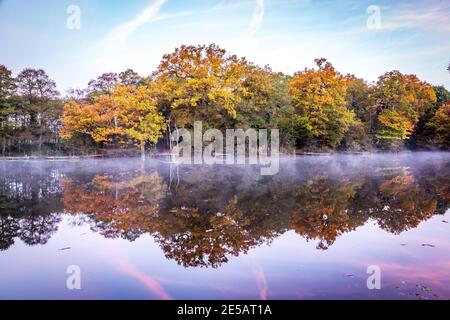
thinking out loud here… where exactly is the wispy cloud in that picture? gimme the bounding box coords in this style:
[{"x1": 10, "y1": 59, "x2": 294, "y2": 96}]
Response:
[
  {"x1": 229, "y1": 0, "x2": 266, "y2": 59},
  {"x1": 91, "y1": 0, "x2": 169, "y2": 75},
  {"x1": 381, "y1": 2, "x2": 450, "y2": 32},
  {"x1": 104, "y1": 0, "x2": 167, "y2": 45},
  {"x1": 33, "y1": 0, "x2": 448, "y2": 90},
  {"x1": 248, "y1": 0, "x2": 265, "y2": 37}
]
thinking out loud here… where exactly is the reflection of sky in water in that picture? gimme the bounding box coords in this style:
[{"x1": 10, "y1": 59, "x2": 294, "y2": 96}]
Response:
[{"x1": 0, "y1": 153, "x2": 449, "y2": 299}]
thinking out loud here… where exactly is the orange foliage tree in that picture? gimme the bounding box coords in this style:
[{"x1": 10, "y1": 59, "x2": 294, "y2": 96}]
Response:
[{"x1": 61, "y1": 85, "x2": 166, "y2": 159}]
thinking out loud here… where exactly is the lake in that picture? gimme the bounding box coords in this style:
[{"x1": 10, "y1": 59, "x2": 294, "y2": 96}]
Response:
[{"x1": 0, "y1": 152, "x2": 449, "y2": 300}]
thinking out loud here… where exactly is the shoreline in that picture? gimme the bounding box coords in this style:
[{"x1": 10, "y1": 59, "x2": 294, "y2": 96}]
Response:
[
  {"x1": 1, "y1": 150, "x2": 448, "y2": 161},
  {"x1": 0, "y1": 155, "x2": 105, "y2": 161}
]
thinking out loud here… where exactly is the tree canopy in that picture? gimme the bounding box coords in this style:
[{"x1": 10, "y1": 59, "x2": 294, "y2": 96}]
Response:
[
  {"x1": 61, "y1": 84, "x2": 166, "y2": 159},
  {"x1": 288, "y1": 58, "x2": 358, "y2": 149},
  {"x1": 0, "y1": 44, "x2": 449, "y2": 156}
]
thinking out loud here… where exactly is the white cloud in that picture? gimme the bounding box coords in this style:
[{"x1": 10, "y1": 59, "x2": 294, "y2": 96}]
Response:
[
  {"x1": 248, "y1": 0, "x2": 265, "y2": 37},
  {"x1": 103, "y1": 0, "x2": 167, "y2": 45},
  {"x1": 228, "y1": 0, "x2": 265, "y2": 61},
  {"x1": 90, "y1": 0, "x2": 167, "y2": 75},
  {"x1": 81, "y1": 0, "x2": 450, "y2": 90},
  {"x1": 381, "y1": 3, "x2": 450, "y2": 32}
]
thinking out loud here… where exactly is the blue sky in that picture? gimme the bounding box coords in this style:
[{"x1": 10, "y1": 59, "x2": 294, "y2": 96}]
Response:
[{"x1": 0, "y1": 0, "x2": 449, "y2": 93}]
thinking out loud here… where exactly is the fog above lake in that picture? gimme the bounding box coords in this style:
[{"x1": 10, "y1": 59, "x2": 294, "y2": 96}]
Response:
[{"x1": 1, "y1": 151, "x2": 449, "y2": 255}]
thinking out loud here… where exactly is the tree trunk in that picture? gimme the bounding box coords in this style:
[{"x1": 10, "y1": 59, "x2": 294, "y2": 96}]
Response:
[
  {"x1": 140, "y1": 143, "x2": 146, "y2": 161},
  {"x1": 38, "y1": 134, "x2": 42, "y2": 155}
]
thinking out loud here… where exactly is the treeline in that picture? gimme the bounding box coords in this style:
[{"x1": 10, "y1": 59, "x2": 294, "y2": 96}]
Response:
[{"x1": 0, "y1": 44, "x2": 449, "y2": 157}]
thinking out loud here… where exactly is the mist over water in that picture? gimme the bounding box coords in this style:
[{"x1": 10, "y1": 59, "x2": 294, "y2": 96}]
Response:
[{"x1": 0, "y1": 152, "x2": 449, "y2": 299}]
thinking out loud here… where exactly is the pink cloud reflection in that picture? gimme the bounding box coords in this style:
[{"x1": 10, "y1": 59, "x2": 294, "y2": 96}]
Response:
[{"x1": 113, "y1": 258, "x2": 172, "y2": 300}]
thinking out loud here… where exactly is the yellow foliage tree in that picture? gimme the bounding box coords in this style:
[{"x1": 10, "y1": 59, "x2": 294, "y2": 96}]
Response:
[
  {"x1": 60, "y1": 85, "x2": 166, "y2": 159},
  {"x1": 289, "y1": 58, "x2": 357, "y2": 149},
  {"x1": 153, "y1": 44, "x2": 250, "y2": 129},
  {"x1": 377, "y1": 109, "x2": 415, "y2": 140},
  {"x1": 372, "y1": 71, "x2": 436, "y2": 147}
]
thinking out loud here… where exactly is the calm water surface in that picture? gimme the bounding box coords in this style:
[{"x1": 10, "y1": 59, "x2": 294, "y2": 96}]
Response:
[{"x1": 0, "y1": 152, "x2": 449, "y2": 300}]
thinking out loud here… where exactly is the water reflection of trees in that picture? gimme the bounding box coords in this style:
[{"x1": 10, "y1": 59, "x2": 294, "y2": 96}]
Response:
[
  {"x1": 1, "y1": 160, "x2": 449, "y2": 267},
  {"x1": 62, "y1": 172, "x2": 166, "y2": 241},
  {"x1": 374, "y1": 174, "x2": 437, "y2": 234},
  {"x1": 60, "y1": 165, "x2": 448, "y2": 267},
  {"x1": 0, "y1": 165, "x2": 63, "y2": 250},
  {"x1": 290, "y1": 176, "x2": 366, "y2": 250}
]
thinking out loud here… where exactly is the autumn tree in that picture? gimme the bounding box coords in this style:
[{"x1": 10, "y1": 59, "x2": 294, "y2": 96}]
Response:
[
  {"x1": 288, "y1": 58, "x2": 357, "y2": 150},
  {"x1": 110, "y1": 85, "x2": 166, "y2": 159},
  {"x1": 235, "y1": 67, "x2": 291, "y2": 130},
  {"x1": 341, "y1": 75, "x2": 373, "y2": 150},
  {"x1": 411, "y1": 86, "x2": 450, "y2": 148},
  {"x1": 371, "y1": 71, "x2": 436, "y2": 149},
  {"x1": 60, "y1": 100, "x2": 105, "y2": 153},
  {"x1": 61, "y1": 85, "x2": 166, "y2": 159},
  {"x1": 345, "y1": 75, "x2": 374, "y2": 124},
  {"x1": 1, "y1": 47, "x2": 448, "y2": 155},
  {"x1": 153, "y1": 44, "x2": 252, "y2": 130},
  {"x1": 427, "y1": 101, "x2": 450, "y2": 149}
]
